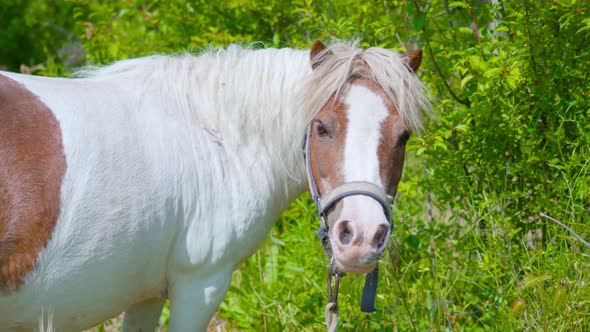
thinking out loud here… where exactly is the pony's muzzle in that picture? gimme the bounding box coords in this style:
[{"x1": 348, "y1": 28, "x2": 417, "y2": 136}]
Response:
[{"x1": 331, "y1": 219, "x2": 391, "y2": 273}]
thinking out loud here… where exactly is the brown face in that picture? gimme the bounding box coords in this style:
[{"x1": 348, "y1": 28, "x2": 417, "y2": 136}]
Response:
[
  {"x1": 308, "y1": 80, "x2": 410, "y2": 273},
  {"x1": 308, "y1": 41, "x2": 420, "y2": 273}
]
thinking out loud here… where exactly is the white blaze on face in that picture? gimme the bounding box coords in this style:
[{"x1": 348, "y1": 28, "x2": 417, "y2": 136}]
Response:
[
  {"x1": 339, "y1": 84, "x2": 390, "y2": 241},
  {"x1": 343, "y1": 84, "x2": 389, "y2": 185}
]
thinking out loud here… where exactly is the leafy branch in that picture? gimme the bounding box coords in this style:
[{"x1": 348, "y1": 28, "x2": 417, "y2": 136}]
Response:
[{"x1": 425, "y1": 39, "x2": 471, "y2": 107}]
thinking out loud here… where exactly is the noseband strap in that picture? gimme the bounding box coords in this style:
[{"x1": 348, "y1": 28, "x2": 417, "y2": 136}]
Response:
[
  {"x1": 318, "y1": 181, "x2": 393, "y2": 219},
  {"x1": 302, "y1": 124, "x2": 393, "y2": 315}
]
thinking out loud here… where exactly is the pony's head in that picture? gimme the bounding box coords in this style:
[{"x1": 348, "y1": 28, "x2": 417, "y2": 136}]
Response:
[{"x1": 303, "y1": 40, "x2": 430, "y2": 273}]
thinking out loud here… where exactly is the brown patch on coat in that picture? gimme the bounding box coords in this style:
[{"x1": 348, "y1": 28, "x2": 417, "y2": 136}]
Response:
[{"x1": 0, "y1": 74, "x2": 66, "y2": 291}]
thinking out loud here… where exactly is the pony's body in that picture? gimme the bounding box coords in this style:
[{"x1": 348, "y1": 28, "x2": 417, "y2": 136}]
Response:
[
  {"x1": 0, "y1": 42, "x2": 430, "y2": 331},
  {"x1": 0, "y1": 48, "x2": 311, "y2": 331}
]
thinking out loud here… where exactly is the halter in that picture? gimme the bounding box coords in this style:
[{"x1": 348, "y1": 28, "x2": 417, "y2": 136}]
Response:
[{"x1": 301, "y1": 123, "x2": 394, "y2": 318}]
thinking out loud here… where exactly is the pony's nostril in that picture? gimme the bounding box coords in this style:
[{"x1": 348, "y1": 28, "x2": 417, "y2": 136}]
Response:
[
  {"x1": 373, "y1": 224, "x2": 390, "y2": 249},
  {"x1": 337, "y1": 220, "x2": 354, "y2": 245}
]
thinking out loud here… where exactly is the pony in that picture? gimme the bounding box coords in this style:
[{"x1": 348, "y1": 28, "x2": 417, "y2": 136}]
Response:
[{"x1": 0, "y1": 40, "x2": 431, "y2": 331}]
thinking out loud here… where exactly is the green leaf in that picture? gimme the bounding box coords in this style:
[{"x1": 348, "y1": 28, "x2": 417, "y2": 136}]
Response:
[
  {"x1": 521, "y1": 275, "x2": 552, "y2": 289},
  {"x1": 461, "y1": 75, "x2": 474, "y2": 89},
  {"x1": 454, "y1": 124, "x2": 469, "y2": 132},
  {"x1": 413, "y1": 12, "x2": 426, "y2": 30},
  {"x1": 448, "y1": 1, "x2": 470, "y2": 9}
]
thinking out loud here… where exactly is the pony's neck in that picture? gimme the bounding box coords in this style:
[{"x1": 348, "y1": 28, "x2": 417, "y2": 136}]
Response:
[
  {"x1": 178, "y1": 47, "x2": 312, "y2": 204},
  {"x1": 93, "y1": 47, "x2": 314, "y2": 206}
]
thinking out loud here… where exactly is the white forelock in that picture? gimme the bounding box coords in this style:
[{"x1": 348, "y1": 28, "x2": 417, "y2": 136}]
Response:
[{"x1": 301, "y1": 39, "x2": 433, "y2": 133}]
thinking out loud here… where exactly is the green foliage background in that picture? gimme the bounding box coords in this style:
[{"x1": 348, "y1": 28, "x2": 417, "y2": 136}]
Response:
[{"x1": 1, "y1": 0, "x2": 589, "y2": 331}]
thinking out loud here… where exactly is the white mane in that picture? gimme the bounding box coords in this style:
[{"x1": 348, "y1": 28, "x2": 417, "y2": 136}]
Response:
[
  {"x1": 78, "y1": 46, "x2": 310, "y2": 150},
  {"x1": 78, "y1": 40, "x2": 432, "y2": 136}
]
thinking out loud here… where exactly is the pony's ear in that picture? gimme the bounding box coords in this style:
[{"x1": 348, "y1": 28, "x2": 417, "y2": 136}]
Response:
[
  {"x1": 402, "y1": 49, "x2": 422, "y2": 73},
  {"x1": 310, "y1": 40, "x2": 332, "y2": 70}
]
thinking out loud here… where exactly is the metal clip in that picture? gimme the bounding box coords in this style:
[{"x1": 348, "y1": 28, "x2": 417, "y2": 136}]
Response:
[{"x1": 327, "y1": 258, "x2": 342, "y2": 311}]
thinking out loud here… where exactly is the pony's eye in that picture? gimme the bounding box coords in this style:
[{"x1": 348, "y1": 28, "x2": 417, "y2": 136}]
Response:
[
  {"x1": 316, "y1": 123, "x2": 329, "y2": 137},
  {"x1": 396, "y1": 130, "x2": 411, "y2": 148}
]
